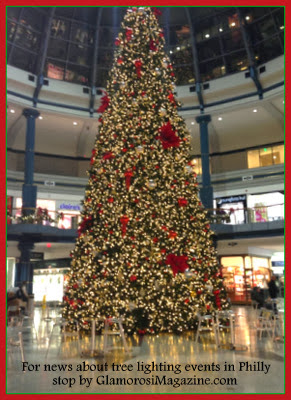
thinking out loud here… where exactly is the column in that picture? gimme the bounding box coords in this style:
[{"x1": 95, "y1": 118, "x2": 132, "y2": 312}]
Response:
[
  {"x1": 196, "y1": 114, "x2": 213, "y2": 210},
  {"x1": 15, "y1": 241, "x2": 35, "y2": 294},
  {"x1": 22, "y1": 108, "x2": 39, "y2": 216}
]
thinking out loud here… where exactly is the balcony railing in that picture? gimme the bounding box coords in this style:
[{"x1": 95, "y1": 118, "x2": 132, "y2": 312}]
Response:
[{"x1": 7, "y1": 203, "x2": 284, "y2": 230}]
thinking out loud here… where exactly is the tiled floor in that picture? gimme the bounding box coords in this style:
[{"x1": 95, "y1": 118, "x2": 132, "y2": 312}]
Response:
[{"x1": 7, "y1": 302, "x2": 284, "y2": 394}]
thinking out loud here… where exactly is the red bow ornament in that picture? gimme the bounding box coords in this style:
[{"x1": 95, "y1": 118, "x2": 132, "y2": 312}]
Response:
[
  {"x1": 166, "y1": 254, "x2": 189, "y2": 277},
  {"x1": 97, "y1": 94, "x2": 110, "y2": 113},
  {"x1": 134, "y1": 59, "x2": 142, "y2": 78},
  {"x1": 120, "y1": 215, "x2": 129, "y2": 237},
  {"x1": 124, "y1": 169, "x2": 134, "y2": 190}
]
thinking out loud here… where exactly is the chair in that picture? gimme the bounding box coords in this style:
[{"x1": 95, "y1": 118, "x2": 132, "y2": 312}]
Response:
[
  {"x1": 45, "y1": 318, "x2": 81, "y2": 359},
  {"x1": 195, "y1": 313, "x2": 219, "y2": 346},
  {"x1": 7, "y1": 325, "x2": 25, "y2": 365},
  {"x1": 215, "y1": 310, "x2": 236, "y2": 348},
  {"x1": 256, "y1": 309, "x2": 276, "y2": 339},
  {"x1": 103, "y1": 317, "x2": 129, "y2": 353}
]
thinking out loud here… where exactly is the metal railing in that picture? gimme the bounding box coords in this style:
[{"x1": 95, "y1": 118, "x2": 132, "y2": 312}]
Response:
[{"x1": 7, "y1": 204, "x2": 284, "y2": 229}]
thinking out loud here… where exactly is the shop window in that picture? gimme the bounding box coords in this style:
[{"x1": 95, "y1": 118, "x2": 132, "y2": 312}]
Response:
[
  {"x1": 70, "y1": 23, "x2": 94, "y2": 46},
  {"x1": 247, "y1": 149, "x2": 260, "y2": 168},
  {"x1": 221, "y1": 255, "x2": 271, "y2": 304},
  {"x1": 7, "y1": 19, "x2": 17, "y2": 41},
  {"x1": 97, "y1": 49, "x2": 114, "y2": 68},
  {"x1": 272, "y1": 145, "x2": 284, "y2": 165},
  {"x1": 50, "y1": 18, "x2": 70, "y2": 40},
  {"x1": 47, "y1": 38, "x2": 68, "y2": 61},
  {"x1": 259, "y1": 147, "x2": 273, "y2": 167},
  {"x1": 46, "y1": 60, "x2": 66, "y2": 80},
  {"x1": 14, "y1": 25, "x2": 41, "y2": 51},
  {"x1": 65, "y1": 63, "x2": 90, "y2": 85},
  {"x1": 247, "y1": 145, "x2": 284, "y2": 168},
  {"x1": 95, "y1": 67, "x2": 110, "y2": 88}
]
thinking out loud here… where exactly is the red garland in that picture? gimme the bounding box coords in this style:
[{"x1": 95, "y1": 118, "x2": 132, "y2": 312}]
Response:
[
  {"x1": 124, "y1": 169, "x2": 133, "y2": 190},
  {"x1": 178, "y1": 197, "x2": 188, "y2": 207},
  {"x1": 134, "y1": 59, "x2": 142, "y2": 78},
  {"x1": 120, "y1": 215, "x2": 129, "y2": 237},
  {"x1": 165, "y1": 254, "x2": 189, "y2": 277},
  {"x1": 156, "y1": 122, "x2": 181, "y2": 149},
  {"x1": 97, "y1": 94, "x2": 110, "y2": 113}
]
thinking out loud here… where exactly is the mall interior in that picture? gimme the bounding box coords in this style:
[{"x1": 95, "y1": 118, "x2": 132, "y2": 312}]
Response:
[{"x1": 6, "y1": 6, "x2": 284, "y2": 394}]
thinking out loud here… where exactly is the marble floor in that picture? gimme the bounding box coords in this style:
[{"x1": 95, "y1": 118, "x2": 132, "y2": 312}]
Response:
[{"x1": 6, "y1": 302, "x2": 284, "y2": 394}]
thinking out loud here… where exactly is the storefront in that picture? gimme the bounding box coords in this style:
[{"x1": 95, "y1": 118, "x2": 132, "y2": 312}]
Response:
[
  {"x1": 55, "y1": 201, "x2": 82, "y2": 229},
  {"x1": 220, "y1": 255, "x2": 271, "y2": 304},
  {"x1": 32, "y1": 259, "x2": 70, "y2": 304},
  {"x1": 247, "y1": 191, "x2": 284, "y2": 222},
  {"x1": 215, "y1": 195, "x2": 247, "y2": 224}
]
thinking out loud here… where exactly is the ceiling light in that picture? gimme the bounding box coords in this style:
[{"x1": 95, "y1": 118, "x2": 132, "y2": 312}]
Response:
[
  {"x1": 231, "y1": 22, "x2": 236, "y2": 27},
  {"x1": 273, "y1": 156, "x2": 277, "y2": 159},
  {"x1": 253, "y1": 109, "x2": 257, "y2": 113},
  {"x1": 170, "y1": 50, "x2": 173, "y2": 54},
  {"x1": 191, "y1": 121, "x2": 195, "y2": 125},
  {"x1": 205, "y1": 34, "x2": 210, "y2": 38},
  {"x1": 176, "y1": 47, "x2": 180, "y2": 51},
  {"x1": 219, "y1": 28, "x2": 223, "y2": 32},
  {"x1": 10, "y1": 109, "x2": 15, "y2": 113},
  {"x1": 218, "y1": 117, "x2": 222, "y2": 121},
  {"x1": 38, "y1": 116, "x2": 43, "y2": 120},
  {"x1": 246, "y1": 16, "x2": 250, "y2": 20},
  {"x1": 73, "y1": 121, "x2": 78, "y2": 125}
]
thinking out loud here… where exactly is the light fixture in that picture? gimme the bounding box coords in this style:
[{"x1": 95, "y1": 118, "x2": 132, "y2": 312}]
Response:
[
  {"x1": 205, "y1": 34, "x2": 210, "y2": 38},
  {"x1": 191, "y1": 121, "x2": 195, "y2": 125},
  {"x1": 231, "y1": 22, "x2": 236, "y2": 27},
  {"x1": 176, "y1": 46, "x2": 180, "y2": 51},
  {"x1": 246, "y1": 16, "x2": 250, "y2": 20},
  {"x1": 273, "y1": 156, "x2": 277, "y2": 159},
  {"x1": 283, "y1": 100, "x2": 284, "y2": 104},
  {"x1": 73, "y1": 121, "x2": 78, "y2": 125},
  {"x1": 38, "y1": 116, "x2": 43, "y2": 120},
  {"x1": 170, "y1": 50, "x2": 173, "y2": 54},
  {"x1": 218, "y1": 117, "x2": 222, "y2": 121},
  {"x1": 280, "y1": 25, "x2": 284, "y2": 30},
  {"x1": 253, "y1": 109, "x2": 257, "y2": 113},
  {"x1": 219, "y1": 28, "x2": 223, "y2": 32},
  {"x1": 10, "y1": 109, "x2": 15, "y2": 113}
]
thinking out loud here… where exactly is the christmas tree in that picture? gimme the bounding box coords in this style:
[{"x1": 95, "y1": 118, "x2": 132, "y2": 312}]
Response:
[{"x1": 63, "y1": 6, "x2": 229, "y2": 335}]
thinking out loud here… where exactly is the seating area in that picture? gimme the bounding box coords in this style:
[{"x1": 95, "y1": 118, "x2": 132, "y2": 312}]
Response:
[{"x1": 6, "y1": 301, "x2": 284, "y2": 394}]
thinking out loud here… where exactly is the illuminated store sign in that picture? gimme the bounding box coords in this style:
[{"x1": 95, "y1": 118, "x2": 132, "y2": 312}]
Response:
[
  {"x1": 59, "y1": 203, "x2": 81, "y2": 211},
  {"x1": 217, "y1": 195, "x2": 246, "y2": 205}
]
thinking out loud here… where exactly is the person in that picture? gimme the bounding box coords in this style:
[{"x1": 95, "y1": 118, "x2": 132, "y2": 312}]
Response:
[
  {"x1": 7, "y1": 281, "x2": 29, "y2": 314},
  {"x1": 268, "y1": 275, "x2": 279, "y2": 313},
  {"x1": 251, "y1": 286, "x2": 265, "y2": 309}
]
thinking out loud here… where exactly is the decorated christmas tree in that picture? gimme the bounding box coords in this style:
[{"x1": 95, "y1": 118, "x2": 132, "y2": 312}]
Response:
[{"x1": 63, "y1": 6, "x2": 229, "y2": 334}]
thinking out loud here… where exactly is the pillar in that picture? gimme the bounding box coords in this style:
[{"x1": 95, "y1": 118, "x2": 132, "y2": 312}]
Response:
[
  {"x1": 196, "y1": 114, "x2": 213, "y2": 210},
  {"x1": 15, "y1": 241, "x2": 35, "y2": 294},
  {"x1": 22, "y1": 108, "x2": 39, "y2": 216}
]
